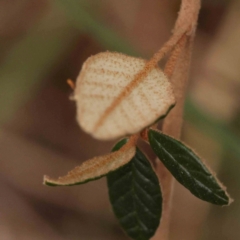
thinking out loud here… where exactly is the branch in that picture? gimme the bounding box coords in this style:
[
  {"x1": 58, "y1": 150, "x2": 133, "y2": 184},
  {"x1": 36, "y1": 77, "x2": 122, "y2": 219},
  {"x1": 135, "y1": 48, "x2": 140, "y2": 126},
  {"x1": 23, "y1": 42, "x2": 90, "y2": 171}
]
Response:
[{"x1": 151, "y1": 0, "x2": 201, "y2": 239}]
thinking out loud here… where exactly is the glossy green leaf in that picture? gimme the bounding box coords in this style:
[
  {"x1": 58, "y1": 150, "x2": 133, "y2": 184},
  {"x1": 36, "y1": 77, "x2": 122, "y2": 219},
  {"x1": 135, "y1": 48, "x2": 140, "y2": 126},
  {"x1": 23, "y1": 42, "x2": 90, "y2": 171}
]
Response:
[
  {"x1": 107, "y1": 139, "x2": 162, "y2": 240},
  {"x1": 148, "y1": 129, "x2": 230, "y2": 206}
]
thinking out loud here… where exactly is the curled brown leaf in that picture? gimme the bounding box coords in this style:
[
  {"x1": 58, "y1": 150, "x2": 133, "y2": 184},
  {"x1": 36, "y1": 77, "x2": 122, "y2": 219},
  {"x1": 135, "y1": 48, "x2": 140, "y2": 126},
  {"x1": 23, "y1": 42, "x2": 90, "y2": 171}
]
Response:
[{"x1": 44, "y1": 135, "x2": 138, "y2": 186}]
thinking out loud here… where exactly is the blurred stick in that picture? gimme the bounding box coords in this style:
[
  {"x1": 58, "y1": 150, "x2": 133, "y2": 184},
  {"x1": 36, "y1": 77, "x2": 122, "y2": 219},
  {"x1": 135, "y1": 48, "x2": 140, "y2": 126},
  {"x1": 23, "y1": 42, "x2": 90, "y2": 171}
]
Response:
[{"x1": 152, "y1": 0, "x2": 201, "y2": 239}]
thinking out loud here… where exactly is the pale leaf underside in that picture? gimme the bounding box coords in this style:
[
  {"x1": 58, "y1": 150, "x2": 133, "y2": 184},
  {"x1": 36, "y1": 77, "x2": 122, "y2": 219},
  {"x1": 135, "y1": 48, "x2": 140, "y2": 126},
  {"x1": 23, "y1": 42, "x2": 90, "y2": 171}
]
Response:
[
  {"x1": 44, "y1": 139, "x2": 136, "y2": 186},
  {"x1": 73, "y1": 52, "x2": 175, "y2": 140}
]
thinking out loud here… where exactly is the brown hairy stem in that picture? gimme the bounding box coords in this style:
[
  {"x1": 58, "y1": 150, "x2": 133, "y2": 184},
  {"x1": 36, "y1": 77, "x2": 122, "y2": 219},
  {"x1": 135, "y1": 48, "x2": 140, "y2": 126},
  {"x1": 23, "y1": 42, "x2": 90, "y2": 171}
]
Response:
[
  {"x1": 164, "y1": 34, "x2": 188, "y2": 79},
  {"x1": 148, "y1": 34, "x2": 188, "y2": 132},
  {"x1": 151, "y1": 0, "x2": 201, "y2": 239},
  {"x1": 67, "y1": 79, "x2": 75, "y2": 90},
  {"x1": 128, "y1": 133, "x2": 140, "y2": 147},
  {"x1": 93, "y1": 37, "x2": 180, "y2": 132},
  {"x1": 93, "y1": 0, "x2": 200, "y2": 132}
]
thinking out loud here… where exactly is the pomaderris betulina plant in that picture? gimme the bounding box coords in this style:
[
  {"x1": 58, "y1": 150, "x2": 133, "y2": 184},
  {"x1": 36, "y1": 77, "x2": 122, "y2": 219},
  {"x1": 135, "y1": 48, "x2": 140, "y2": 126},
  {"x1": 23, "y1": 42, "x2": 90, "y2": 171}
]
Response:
[{"x1": 44, "y1": 1, "x2": 232, "y2": 239}]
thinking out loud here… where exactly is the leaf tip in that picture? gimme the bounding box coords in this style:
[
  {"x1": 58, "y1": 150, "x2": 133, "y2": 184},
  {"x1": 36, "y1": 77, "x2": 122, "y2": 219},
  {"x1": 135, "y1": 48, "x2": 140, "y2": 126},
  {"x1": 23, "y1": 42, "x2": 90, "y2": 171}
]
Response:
[
  {"x1": 228, "y1": 197, "x2": 234, "y2": 206},
  {"x1": 223, "y1": 191, "x2": 234, "y2": 206},
  {"x1": 43, "y1": 175, "x2": 59, "y2": 187}
]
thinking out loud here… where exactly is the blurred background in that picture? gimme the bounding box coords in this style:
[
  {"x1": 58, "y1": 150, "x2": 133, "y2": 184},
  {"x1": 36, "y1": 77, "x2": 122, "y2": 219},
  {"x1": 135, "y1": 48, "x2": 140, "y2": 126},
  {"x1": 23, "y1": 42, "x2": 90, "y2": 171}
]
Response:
[{"x1": 0, "y1": 0, "x2": 240, "y2": 239}]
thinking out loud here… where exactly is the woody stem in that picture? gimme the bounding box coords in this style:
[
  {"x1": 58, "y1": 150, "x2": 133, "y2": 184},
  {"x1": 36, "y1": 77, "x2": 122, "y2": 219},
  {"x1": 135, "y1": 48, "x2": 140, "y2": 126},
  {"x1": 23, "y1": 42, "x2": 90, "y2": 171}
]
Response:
[{"x1": 151, "y1": 0, "x2": 201, "y2": 240}]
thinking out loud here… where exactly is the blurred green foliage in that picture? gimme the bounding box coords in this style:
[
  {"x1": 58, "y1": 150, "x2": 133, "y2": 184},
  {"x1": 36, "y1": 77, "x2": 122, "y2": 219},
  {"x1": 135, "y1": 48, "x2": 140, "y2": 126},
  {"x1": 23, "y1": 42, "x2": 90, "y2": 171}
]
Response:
[
  {"x1": 0, "y1": 7, "x2": 78, "y2": 125},
  {"x1": 185, "y1": 99, "x2": 240, "y2": 159},
  {"x1": 56, "y1": 0, "x2": 138, "y2": 55}
]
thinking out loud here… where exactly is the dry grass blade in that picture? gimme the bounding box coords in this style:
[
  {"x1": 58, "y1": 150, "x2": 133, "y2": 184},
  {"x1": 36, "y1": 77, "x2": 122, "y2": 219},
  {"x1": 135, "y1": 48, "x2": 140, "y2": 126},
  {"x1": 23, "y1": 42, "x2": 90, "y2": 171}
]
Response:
[
  {"x1": 43, "y1": 136, "x2": 137, "y2": 186},
  {"x1": 73, "y1": 52, "x2": 175, "y2": 140}
]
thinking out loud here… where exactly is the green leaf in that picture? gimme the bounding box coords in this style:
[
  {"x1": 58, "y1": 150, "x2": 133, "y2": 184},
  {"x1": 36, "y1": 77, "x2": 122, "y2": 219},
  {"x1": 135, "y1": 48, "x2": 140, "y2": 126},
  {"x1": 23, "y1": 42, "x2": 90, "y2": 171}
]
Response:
[
  {"x1": 148, "y1": 129, "x2": 230, "y2": 206},
  {"x1": 107, "y1": 139, "x2": 162, "y2": 240}
]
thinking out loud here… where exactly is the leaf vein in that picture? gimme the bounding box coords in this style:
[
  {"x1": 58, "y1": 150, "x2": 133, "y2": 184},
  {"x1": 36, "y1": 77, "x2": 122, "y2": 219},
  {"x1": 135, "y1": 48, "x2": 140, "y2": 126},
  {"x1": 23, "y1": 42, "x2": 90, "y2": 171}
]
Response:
[{"x1": 134, "y1": 193, "x2": 157, "y2": 218}]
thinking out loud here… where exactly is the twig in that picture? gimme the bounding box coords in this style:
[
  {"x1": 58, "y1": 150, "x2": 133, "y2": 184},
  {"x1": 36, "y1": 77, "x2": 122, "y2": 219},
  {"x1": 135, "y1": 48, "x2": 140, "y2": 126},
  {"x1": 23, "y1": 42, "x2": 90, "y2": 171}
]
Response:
[{"x1": 151, "y1": 0, "x2": 201, "y2": 239}]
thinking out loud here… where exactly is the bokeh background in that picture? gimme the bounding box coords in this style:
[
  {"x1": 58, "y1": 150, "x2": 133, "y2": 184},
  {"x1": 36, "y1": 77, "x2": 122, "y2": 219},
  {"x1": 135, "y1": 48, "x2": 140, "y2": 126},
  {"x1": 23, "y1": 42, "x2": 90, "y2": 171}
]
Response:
[{"x1": 0, "y1": 0, "x2": 240, "y2": 239}]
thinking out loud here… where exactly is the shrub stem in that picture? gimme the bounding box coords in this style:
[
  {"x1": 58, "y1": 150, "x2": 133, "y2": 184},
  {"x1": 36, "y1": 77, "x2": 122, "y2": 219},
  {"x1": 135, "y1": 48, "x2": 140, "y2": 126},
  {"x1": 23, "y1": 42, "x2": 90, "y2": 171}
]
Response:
[{"x1": 151, "y1": 0, "x2": 201, "y2": 239}]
